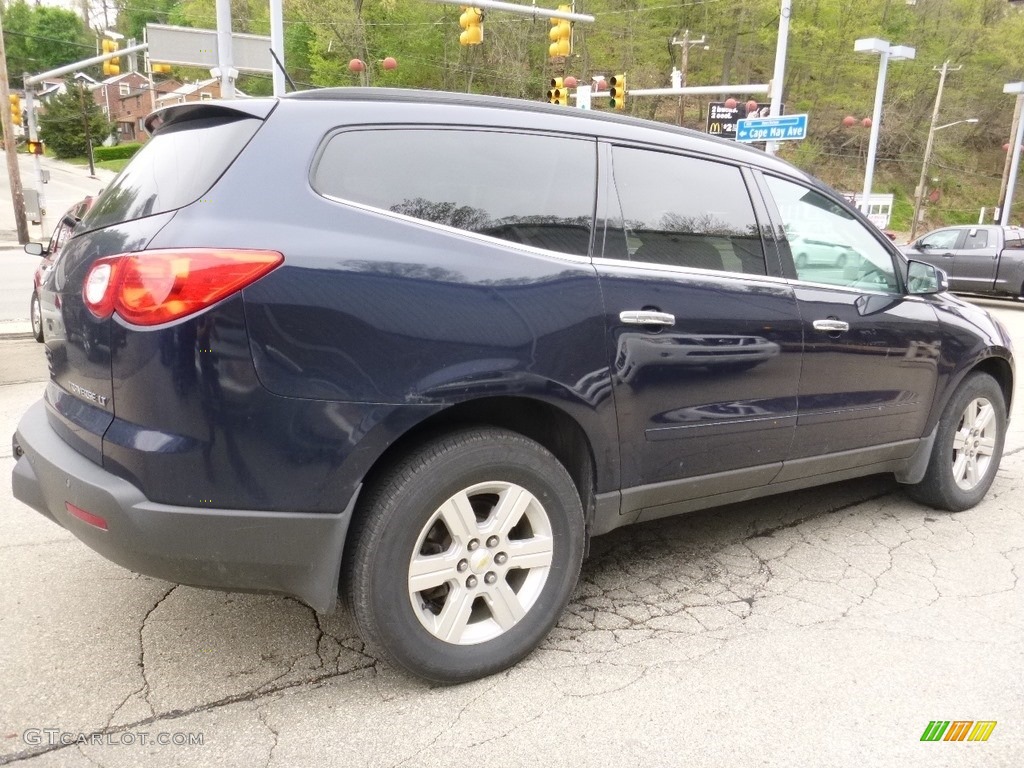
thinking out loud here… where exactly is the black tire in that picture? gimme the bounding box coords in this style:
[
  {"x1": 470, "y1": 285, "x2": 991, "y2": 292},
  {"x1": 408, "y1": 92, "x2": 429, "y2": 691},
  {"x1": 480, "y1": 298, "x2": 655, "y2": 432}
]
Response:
[
  {"x1": 905, "y1": 373, "x2": 1006, "y2": 511},
  {"x1": 344, "y1": 427, "x2": 585, "y2": 683},
  {"x1": 30, "y1": 292, "x2": 44, "y2": 343}
]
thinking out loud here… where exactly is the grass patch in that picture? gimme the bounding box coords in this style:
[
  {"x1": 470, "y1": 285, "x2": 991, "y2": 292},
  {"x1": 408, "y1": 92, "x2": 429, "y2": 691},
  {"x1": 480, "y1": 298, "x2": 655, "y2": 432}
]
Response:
[{"x1": 96, "y1": 158, "x2": 130, "y2": 173}]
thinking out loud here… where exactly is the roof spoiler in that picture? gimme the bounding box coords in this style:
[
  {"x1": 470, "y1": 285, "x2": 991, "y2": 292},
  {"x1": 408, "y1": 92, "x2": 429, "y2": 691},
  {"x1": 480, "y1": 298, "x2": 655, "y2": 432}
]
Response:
[{"x1": 144, "y1": 98, "x2": 277, "y2": 136}]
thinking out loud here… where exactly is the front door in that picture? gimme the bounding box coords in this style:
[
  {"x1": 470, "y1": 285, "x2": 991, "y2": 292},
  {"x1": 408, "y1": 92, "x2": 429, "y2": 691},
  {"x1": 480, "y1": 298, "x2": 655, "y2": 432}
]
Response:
[
  {"x1": 594, "y1": 145, "x2": 803, "y2": 518},
  {"x1": 760, "y1": 174, "x2": 942, "y2": 477}
]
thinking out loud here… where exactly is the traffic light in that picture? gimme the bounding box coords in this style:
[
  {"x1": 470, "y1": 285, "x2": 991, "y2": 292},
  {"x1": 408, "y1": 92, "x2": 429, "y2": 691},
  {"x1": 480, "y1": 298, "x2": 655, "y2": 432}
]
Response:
[
  {"x1": 548, "y1": 77, "x2": 568, "y2": 106},
  {"x1": 151, "y1": 62, "x2": 173, "y2": 74},
  {"x1": 102, "y1": 39, "x2": 120, "y2": 76},
  {"x1": 26, "y1": 139, "x2": 44, "y2": 156},
  {"x1": 609, "y1": 74, "x2": 626, "y2": 111},
  {"x1": 459, "y1": 7, "x2": 483, "y2": 46},
  {"x1": 548, "y1": 6, "x2": 572, "y2": 60},
  {"x1": 9, "y1": 94, "x2": 21, "y2": 126}
]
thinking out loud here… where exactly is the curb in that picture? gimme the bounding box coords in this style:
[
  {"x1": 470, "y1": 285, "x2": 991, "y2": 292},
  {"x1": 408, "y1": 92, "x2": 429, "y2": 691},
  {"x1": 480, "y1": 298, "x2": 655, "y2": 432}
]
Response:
[{"x1": 0, "y1": 321, "x2": 34, "y2": 340}]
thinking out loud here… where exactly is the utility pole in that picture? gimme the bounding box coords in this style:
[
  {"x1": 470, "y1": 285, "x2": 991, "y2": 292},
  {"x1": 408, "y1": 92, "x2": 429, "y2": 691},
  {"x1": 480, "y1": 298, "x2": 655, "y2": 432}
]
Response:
[
  {"x1": 671, "y1": 30, "x2": 706, "y2": 125},
  {"x1": 997, "y1": 94, "x2": 1023, "y2": 222},
  {"x1": 78, "y1": 85, "x2": 95, "y2": 178},
  {"x1": 0, "y1": 9, "x2": 30, "y2": 244},
  {"x1": 910, "y1": 61, "x2": 961, "y2": 241}
]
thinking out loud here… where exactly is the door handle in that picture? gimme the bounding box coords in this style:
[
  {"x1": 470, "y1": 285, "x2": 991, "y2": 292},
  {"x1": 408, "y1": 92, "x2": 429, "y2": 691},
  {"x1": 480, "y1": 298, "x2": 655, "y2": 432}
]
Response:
[
  {"x1": 620, "y1": 310, "x2": 676, "y2": 327},
  {"x1": 812, "y1": 319, "x2": 849, "y2": 333}
]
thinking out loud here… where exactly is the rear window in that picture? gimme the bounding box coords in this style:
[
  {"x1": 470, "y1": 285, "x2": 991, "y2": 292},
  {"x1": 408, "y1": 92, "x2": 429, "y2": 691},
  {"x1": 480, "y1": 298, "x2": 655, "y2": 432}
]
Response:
[
  {"x1": 81, "y1": 116, "x2": 260, "y2": 231},
  {"x1": 312, "y1": 128, "x2": 596, "y2": 256}
]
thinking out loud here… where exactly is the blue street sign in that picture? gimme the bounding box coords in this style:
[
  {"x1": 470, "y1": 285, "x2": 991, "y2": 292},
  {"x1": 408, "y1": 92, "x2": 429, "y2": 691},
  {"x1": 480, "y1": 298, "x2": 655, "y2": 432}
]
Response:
[{"x1": 735, "y1": 114, "x2": 809, "y2": 143}]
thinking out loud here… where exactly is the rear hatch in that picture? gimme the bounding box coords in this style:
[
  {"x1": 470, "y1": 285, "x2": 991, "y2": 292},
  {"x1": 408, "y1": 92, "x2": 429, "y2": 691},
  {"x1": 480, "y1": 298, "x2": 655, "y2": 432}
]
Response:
[{"x1": 44, "y1": 100, "x2": 275, "y2": 465}]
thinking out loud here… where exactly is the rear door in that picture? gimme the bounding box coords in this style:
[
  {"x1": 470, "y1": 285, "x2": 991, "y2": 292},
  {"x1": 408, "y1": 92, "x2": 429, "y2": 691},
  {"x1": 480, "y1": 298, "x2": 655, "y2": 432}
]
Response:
[
  {"x1": 950, "y1": 227, "x2": 999, "y2": 292},
  {"x1": 758, "y1": 173, "x2": 942, "y2": 474},
  {"x1": 593, "y1": 144, "x2": 803, "y2": 519}
]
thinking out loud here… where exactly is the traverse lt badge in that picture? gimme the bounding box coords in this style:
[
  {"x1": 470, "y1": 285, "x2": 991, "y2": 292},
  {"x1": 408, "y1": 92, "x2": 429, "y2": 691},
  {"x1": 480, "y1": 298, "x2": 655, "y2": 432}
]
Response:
[{"x1": 68, "y1": 382, "x2": 108, "y2": 407}]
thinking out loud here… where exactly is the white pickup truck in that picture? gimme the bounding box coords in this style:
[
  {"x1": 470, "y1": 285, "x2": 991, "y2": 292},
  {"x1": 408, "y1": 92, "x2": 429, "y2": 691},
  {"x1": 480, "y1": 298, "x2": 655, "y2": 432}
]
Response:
[{"x1": 901, "y1": 225, "x2": 1024, "y2": 299}]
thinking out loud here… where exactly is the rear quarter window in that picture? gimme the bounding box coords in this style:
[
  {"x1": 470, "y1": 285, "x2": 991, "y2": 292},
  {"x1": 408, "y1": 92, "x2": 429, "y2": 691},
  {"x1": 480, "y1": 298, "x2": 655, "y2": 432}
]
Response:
[
  {"x1": 312, "y1": 127, "x2": 596, "y2": 257},
  {"x1": 81, "y1": 116, "x2": 260, "y2": 232}
]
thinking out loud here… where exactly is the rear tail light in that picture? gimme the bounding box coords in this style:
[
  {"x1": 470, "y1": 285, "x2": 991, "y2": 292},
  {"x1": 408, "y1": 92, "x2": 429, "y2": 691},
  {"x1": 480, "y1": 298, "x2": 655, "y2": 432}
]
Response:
[{"x1": 83, "y1": 249, "x2": 283, "y2": 326}]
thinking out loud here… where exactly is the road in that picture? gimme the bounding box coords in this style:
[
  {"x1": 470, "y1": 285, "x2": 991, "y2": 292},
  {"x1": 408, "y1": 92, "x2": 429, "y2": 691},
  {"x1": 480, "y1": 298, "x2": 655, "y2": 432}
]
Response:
[
  {"x1": 0, "y1": 150, "x2": 113, "y2": 244},
  {"x1": 0, "y1": 151, "x2": 114, "y2": 334},
  {"x1": 0, "y1": 299, "x2": 1022, "y2": 766}
]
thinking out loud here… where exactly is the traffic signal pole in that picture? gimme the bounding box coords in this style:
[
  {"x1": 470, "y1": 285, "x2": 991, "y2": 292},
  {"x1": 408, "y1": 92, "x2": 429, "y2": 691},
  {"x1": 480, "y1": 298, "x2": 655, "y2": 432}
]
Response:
[{"x1": 22, "y1": 41, "x2": 148, "y2": 235}]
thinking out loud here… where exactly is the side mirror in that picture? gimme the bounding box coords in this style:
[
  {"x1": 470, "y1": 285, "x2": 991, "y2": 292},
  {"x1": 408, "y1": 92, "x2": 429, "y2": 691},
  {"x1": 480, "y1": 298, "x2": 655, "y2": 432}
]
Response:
[
  {"x1": 907, "y1": 260, "x2": 948, "y2": 295},
  {"x1": 24, "y1": 242, "x2": 44, "y2": 257}
]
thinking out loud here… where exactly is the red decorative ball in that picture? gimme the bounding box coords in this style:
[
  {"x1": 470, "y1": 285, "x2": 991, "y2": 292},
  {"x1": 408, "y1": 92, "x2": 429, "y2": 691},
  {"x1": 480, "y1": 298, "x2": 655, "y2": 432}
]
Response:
[
  {"x1": 746, "y1": 100, "x2": 758, "y2": 114},
  {"x1": 563, "y1": 76, "x2": 577, "y2": 88},
  {"x1": 862, "y1": 117, "x2": 872, "y2": 128},
  {"x1": 842, "y1": 115, "x2": 856, "y2": 128},
  {"x1": 381, "y1": 57, "x2": 397, "y2": 71},
  {"x1": 348, "y1": 58, "x2": 366, "y2": 73},
  {"x1": 724, "y1": 97, "x2": 737, "y2": 109}
]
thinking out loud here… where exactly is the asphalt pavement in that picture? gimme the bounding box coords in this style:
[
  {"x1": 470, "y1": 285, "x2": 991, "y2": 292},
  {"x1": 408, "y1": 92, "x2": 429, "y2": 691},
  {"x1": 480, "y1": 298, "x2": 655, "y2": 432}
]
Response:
[{"x1": 1, "y1": 299, "x2": 1023, "y2": 767}]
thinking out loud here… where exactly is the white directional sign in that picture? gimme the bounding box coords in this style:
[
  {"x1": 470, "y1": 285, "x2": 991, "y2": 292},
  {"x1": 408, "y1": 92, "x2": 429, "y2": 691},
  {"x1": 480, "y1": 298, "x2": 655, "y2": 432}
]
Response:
[
  {"x1": 147, "y1": 24, "x2": 273, "y2": 73},
  {"x1": 735, "y1": 114, "x2": 808, "y2": 143}
]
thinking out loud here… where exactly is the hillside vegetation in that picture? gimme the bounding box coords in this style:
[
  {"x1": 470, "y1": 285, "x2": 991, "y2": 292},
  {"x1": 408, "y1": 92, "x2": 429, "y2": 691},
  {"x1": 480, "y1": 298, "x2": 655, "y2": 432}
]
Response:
[{"x1": 11, "y1": 0, "x2": 1024, "y2": 228}]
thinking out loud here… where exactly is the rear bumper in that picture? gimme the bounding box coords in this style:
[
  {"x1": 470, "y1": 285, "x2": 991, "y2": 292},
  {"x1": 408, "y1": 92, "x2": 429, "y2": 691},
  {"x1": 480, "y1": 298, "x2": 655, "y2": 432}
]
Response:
[{"x1": 11, "y1": 400, "x2": 355, "y2": 613}]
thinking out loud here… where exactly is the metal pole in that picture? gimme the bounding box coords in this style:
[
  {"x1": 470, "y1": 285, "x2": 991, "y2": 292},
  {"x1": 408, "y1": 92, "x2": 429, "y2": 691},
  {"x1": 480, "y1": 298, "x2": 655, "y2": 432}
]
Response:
[
  {"x1": 425, "y1": 0, "x2": 594, "y2": 23},
  {"x1": 1001, "y1": 111, "x2": 1024, "y2": 225},
  {"x1": 24, "y1": 85, "x2": 45, "y2": 235},
  {"x1": 215, "y1": 0, "x2": 235, "y2": 98},
  {"x1": 24, "y1": 42, "x2": 149, "y2": 86},
  {"x1": 861, "y1": 49, "x2": 889, "y2": 215},
  {"x1": 764, "y1": 0, "x2": 791, "y2": 156},
  {"x1": 269, "y1": 0, "x2": 285, "y2": 96},
  {"x1": 910, "y1": 61, "x2": 951, "y2": 241}
]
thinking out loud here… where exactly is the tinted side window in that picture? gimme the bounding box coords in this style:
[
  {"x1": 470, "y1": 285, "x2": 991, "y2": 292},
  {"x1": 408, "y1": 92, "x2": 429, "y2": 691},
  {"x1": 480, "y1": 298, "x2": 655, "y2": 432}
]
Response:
[
  {"x1": 605, "y1": 146, "x2": 766, "y2": 275},
  {"x1": 919, "y1": 229, "x2": 960, "y2": 250},
  {"x1": 961, "y1": 229, "x2": 989, "y2": 250},
  {"x1": 765, "y1": 176, "x2": 899, "y2": 293},
  {"x1": 313, "y1": 129, "x2": 595, "y2": 257},
  {"x1": 82, "y1": 116, "x2": 260, "y2": 232}
]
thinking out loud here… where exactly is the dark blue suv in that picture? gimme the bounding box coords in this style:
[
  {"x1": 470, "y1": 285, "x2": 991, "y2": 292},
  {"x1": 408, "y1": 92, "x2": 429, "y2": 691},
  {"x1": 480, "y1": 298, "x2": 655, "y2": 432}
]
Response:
[{"x1": 12, "y1": 89, "x2": 1013, "y2": 683}]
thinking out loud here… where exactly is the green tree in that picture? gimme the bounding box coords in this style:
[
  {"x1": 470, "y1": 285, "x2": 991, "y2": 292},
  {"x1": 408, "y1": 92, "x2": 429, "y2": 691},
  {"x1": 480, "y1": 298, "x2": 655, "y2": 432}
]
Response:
[
  {"x1": 38, "y1": 82, "x2": 113, "y2": 160},
  {"x1": 115, "y1": 0, "x2": 178, "y2": 42},
  {"x1": 1, "y1": 1, "x2": 92, "y2": 86}
]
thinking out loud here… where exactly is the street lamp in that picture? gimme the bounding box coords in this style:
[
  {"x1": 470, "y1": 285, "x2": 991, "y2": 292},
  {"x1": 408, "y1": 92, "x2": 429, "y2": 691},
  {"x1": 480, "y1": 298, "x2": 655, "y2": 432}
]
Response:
[
  {"x1": 910, "y1": 118, "x2": 978, "y2": 240},
  {"x1": 1002, "y1": 82, "x2": 1024, "y2": 226},
  {"x1": 854, "y1": 38, "x2": 915, "y2": 216}
]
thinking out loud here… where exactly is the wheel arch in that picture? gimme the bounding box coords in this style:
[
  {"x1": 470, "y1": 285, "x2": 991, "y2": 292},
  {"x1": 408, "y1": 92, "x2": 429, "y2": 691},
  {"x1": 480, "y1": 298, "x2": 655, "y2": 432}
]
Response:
[
  {"x1": 970, "y1": 354, "x2": 1014, "y2": 415},
  {"x1": 345, "y1": 396, "x2": 602, "y2": 568}
]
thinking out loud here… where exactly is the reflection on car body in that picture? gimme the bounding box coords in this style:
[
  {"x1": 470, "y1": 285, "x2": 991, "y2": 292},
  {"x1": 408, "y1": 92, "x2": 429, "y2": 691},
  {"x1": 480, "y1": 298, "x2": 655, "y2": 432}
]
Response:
[{"x1": 615, "y1": 333, "x2": 780, "y2": 383}]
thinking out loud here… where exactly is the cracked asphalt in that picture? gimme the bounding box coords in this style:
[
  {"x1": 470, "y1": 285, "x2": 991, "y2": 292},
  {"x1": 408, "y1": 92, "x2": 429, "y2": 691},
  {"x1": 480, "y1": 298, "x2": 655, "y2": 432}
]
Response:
[{"x1": 2, "y1": 298, "x2": 1023, "y2": 767}]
